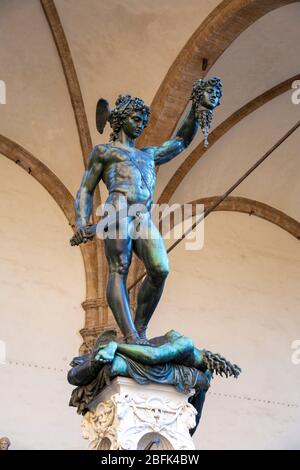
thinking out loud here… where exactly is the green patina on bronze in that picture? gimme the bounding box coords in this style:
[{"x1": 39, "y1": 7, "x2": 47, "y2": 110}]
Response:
[
  {"x1": 68, "y1": 329, "x2": 240, "y2": 433},
  {"x1": 70, "y1": 78, "x2": 222, "y2": 344},
  {"x1": 68, "y1": 78, "x2": 241, "y2": 432}
]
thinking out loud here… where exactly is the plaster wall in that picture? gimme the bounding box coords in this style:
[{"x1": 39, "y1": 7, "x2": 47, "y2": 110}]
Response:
[{"x1": 149, "y1": 213, "x2": 300, "y2": 450}]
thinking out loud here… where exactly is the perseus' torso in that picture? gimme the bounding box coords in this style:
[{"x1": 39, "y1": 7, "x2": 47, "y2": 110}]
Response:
[{"x1": 102, "y1": 145, "x2": 156, "y2": 207}]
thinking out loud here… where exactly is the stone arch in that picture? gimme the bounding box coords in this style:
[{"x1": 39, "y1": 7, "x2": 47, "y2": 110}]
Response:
[
  {"x1": 0, "y1": 134, "x2": 98, "y2": 301},
  {"x1": 157, "y1": 75, "x2": 300, "y2": 204},
  {"x1": 168, "y1": 196, "x2": 300, "y2": 242},
  {"x1": 138, "y1": 0, "x2": 299, "y2": 148},
  {"x1": 129, "y1": 196, "x2": 299, "y2": 291}
]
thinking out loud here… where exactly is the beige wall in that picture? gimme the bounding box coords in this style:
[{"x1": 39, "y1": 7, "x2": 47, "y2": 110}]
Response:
[
  {"x1": 156, "y1": 2, "x2": 300, "y2": 204},
  {"x1": 0, "y1": 0, "x2": 85, "y2": 195},
  {"x1": 169, "y1": 91, "x2": 300, "y2": 220},
  {"x1": 149, "y1": 213, "x2": 300, "y2": 450},
  {"x1": 0, "y1": 158, "x2": 85, "y2": 449},
  {"x1": 54, "y1": 0, "x2": 220, "y2": 146}
]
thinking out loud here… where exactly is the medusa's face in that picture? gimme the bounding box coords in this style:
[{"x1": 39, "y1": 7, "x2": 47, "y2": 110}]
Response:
[
  {"x1": 200, "y1": 85, "x2": 221, "y2": 110},
  {"x1": 122, "y1": 110, "x2": 148, "y2": 139}
]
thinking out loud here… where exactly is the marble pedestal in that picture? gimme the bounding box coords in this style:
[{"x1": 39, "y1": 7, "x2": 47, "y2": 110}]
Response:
[{"x1": 81, "y1": 377, "x2": 197, "y2": 450}]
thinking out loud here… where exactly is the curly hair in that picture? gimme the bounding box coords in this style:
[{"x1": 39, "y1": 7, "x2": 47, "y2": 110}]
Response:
[
  {"x1": 109, "y1": 95, "x2": 150, "y2": 141},
  {"x1": 191, "y1": 76, "x2": 223, "y2": 103},
  {"x1": 202, "y1": 349, "x2": 241, "y2": 378}
]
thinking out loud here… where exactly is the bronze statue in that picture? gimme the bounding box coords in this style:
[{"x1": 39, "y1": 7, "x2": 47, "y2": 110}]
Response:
[
  {"x1": 68, "y1": 329, "x2": 240, "y2": 433},
  {"x1": 68, "y1": 77, "x2": 242, "y2": 431},
  {"x1": 70, "y1": 78, "x2": 223, "y2": 344}
]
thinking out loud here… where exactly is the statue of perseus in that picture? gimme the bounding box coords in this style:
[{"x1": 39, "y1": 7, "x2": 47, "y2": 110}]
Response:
[{"x1": 70, "y1": 77, "x2": 223, "y2": 344}]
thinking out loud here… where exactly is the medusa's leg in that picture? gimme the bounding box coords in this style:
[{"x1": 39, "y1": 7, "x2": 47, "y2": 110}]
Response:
[
  {"x1": 116, "y1": 335, "x2": 194, "y2": 365},
  {"x1": 94, "y1": 334, "x2": 194, "y2": 366}
]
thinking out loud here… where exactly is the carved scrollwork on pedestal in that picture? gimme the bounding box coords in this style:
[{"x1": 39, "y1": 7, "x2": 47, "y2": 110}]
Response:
[
  {"x1": 82, "y1": 388, "x2": 197, "y2": 450},
  {"x1": 82, "y1": 400, "x2": 118, "y2": 450}
]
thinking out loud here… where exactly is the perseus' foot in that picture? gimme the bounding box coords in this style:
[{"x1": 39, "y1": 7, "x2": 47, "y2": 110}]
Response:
[
  {"x1": 124, "y1": 333, "x2": 151, "y2": 346},
  {"x1": 94, "y1": 341, "x2": 118, "y2": 363},
  {"x1": 135, "y1": 337, "x2": 151, "y2": 346},
  {"x1": 134, "y1": 327, "x2": 150, "y2": 344}
]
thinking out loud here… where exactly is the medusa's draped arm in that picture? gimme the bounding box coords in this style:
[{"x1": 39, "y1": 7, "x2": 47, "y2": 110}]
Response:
[
  {"x1": 94, "y1": 330, "x2": 241, "y2": 379},
  {"x1": 94, "y1": 330, "x2": 206, "y2": 369}
]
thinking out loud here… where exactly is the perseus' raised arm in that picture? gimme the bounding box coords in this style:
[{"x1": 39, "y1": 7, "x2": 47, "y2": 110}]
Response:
[
  {"x1": 176, "y1": 104, "x2": 200, "y2": 147},
  {"x1": 153, "y1": 77, "x2": 223, "y2": 166},
  {"x1": 75, "y1": 145, "x2": 105, "y2": 228},
  {"x1": 152, "y1": 105, "x2": 199, "y2": 166}
]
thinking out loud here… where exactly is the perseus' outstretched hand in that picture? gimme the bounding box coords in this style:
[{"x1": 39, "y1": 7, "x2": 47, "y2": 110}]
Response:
[{"x1": 70, "y1": 225, "x2": 95, "y2": 246}]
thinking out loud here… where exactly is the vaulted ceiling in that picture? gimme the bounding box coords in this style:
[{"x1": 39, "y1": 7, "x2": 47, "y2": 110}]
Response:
[{"x1": 0, "y1": 0, "x2": 299, "y2": 337}]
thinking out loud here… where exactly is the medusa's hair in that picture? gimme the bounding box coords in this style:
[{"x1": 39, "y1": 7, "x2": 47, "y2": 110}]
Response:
[
  {"x1": 190, "y1": 76, "x2": 223, "y2": 147},
  {"x1": 191, "y1": 76, "x2": 223, "y2": 103},
  {"x1": 202, "y1": 349, "x2": 241, "y2": 378},
  {"x1": 109, "y1": 95, "x2": 150, "y2": 141}
]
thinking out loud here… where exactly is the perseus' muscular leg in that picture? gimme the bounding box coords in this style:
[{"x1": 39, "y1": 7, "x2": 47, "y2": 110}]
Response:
[
  {"x1": 104, "y1": 217, "x2": 140, "y2": 343},
  {"x1": 133, "y1": 217, "x2": 169, "y2": 339}
]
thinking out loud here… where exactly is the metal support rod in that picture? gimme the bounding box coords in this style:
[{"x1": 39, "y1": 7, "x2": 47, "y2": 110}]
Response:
[{"x1": 128, "y1": 119, "x2": 300, "y2": 291}]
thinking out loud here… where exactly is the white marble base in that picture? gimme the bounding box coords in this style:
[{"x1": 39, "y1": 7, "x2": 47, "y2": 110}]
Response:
[{"x1": 81, "y1": 377, "x2": 197, "y2": 450}]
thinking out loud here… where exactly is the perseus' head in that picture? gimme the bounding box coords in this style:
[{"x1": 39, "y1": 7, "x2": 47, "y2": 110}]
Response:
[
  {"x1": 109, "y1": 95, "x2": 150, "y2": 142},
  {"x1": 191, "y1": 76, "x2": 223, "y2": 110}
]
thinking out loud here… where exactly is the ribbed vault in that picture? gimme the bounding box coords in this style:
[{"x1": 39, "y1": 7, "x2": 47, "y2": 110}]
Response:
[
  {"x1": 157, "y1": 75, "x2": 300, "y2": 205},
  {"x1": 0, "y1": 134, "x2": 98, "y2": 305},
  {"x1": 138, "y1": 0, "x2": 299, "y2": 148},
  {"x1": 1, "y1": 0, "x2": 299, "y2": 346}
]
